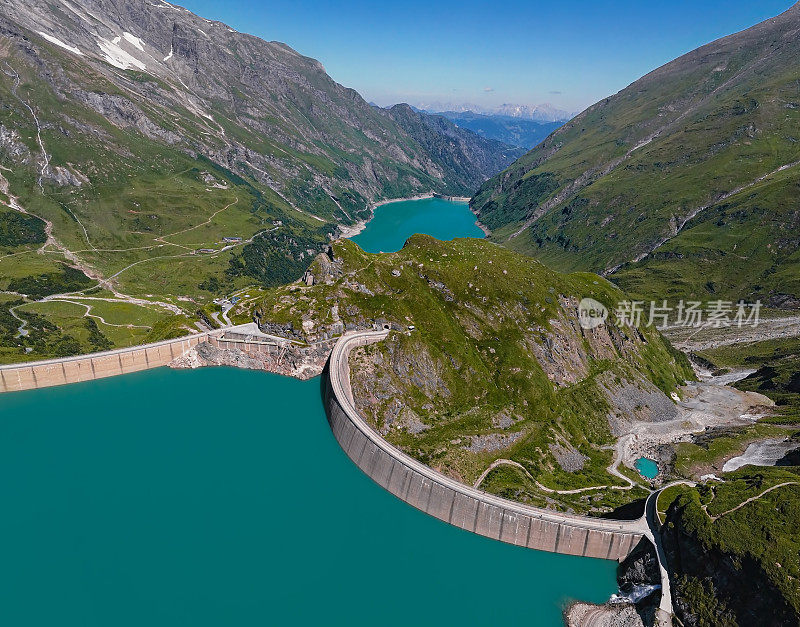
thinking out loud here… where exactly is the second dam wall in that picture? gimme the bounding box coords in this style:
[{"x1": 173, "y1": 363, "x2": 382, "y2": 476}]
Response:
[
  {"x1": 324, "y1": 331, "x2": 644, "y2": 561},
  {"x1": 0, "y1": 332, "x2": 216, "y2": 393}
]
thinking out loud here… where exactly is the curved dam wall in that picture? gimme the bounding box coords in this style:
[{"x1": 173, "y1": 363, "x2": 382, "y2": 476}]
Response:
[
  {"x1": 324, "y1": 331, "x2": 644, "y2": 561},
  {"x1": 0, "y1": 332, "x2": 217, "y2": 393}
]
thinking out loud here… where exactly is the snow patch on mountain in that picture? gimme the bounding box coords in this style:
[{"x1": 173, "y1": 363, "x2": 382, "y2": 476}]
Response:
[
  {"x1": 38, "y1": 31, "x2": 84, "y2": 55},
  {"x1": 122, "y1": 32, "x2": 145, "y2": 51},
  {"x1": 96, "y1": 37, "x2": 146, "y2": 70},
  {"x1": 152, "y1": 0, "x2": 181, "y2": 10}
]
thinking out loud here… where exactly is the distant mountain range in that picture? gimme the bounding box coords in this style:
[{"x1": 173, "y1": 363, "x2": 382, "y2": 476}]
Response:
[
  {"x1": 433, "y1": 111, "x2": 564, "y2": 150},
  {"x1": 388, "y1": 104, "x2": 569, "y2": 150},
  {"x1": 472, "y1": 2, "x2": 800, "y2": 308},
  {"x1": 414, "y1": 101, "x2": 574, "y2": 123}
]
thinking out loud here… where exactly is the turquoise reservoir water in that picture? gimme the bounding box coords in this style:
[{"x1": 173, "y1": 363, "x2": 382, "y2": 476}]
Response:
[
  {"x1": 0, "y1": 369, "x2": 617, "y2": 626},
  {"x1": 0, "y1": 198, "x2": 616, "y2": 624},
  {"x1": 635, "y1": 457, "x2": 659, "y2": 479},
  {"x1": 351, "y1": 196, "x2": 485, "y2": 253}
]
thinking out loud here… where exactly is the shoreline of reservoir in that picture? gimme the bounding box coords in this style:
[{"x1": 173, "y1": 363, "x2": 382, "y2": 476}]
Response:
[
  {"x1": 337, "y1": 193, "x2": 435, "y2": 239},
  {"x1": 338, "y1": 193, "x2": 483, "y2": 240},
  {"x1": 471, "y1": 209, "x2": 491, "y2": 236},
  {"x1": 349, "y1": 195, "x2": 486, "y2": 253}
]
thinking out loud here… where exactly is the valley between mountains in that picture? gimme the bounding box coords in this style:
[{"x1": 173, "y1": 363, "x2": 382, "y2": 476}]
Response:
[{"x1": 0, "y1": 0, "x2": 523, "y2": 362}]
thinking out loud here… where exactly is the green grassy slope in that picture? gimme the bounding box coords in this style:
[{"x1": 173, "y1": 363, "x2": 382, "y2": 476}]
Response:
[
  {"x1": 250, "y1": 236, "x2": 692, "y2": 514},
  {"x1": 661, "y1": 468, "x2": 800, "y2": 626},
  {"x1": 471, "y1": 3, "x2": 800, "y2": 306}
]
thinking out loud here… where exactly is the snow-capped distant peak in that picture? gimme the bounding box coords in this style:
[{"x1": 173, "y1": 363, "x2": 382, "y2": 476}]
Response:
[
  {"x1": 493, "y1": 103, "x2": 572, "y2": 121},
  {"x1": 38, "y1": 31, "x2": 83, "y2": 56},
  {"x1": 410, "y1": 100, "x2": 572, "y2": 122}
]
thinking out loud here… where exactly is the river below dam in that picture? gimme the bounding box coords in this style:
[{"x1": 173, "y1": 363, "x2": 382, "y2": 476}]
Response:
[{"x1": 0, "y1": 199, "x2": 617, "y2": 626}]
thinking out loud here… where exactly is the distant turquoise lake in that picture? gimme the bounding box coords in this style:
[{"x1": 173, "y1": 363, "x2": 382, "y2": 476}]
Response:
[
  {"x1": 0, "y1": 198, "x2": 617, "y2": 626},
  {"x1": 351, "y1": 196, "x2": 485, "y2": 253}
]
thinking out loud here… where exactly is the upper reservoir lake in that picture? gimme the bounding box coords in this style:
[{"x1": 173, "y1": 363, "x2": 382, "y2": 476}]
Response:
[
  {"x1": 351, "y1": 196, "x2": 485, "y2": 253},
  {"x1": 0, "y1": 199, "x2": 616, "y2": 626}
]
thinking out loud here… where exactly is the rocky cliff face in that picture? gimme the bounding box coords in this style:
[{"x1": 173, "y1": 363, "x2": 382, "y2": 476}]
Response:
[{"x1": 171, "y1": 338, "x2": 335, "y2": 380}]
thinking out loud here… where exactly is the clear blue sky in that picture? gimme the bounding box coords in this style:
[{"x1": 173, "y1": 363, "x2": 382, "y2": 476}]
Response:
[{"x1": 179, "y1": 0, "x2": 794, "y2": 112}]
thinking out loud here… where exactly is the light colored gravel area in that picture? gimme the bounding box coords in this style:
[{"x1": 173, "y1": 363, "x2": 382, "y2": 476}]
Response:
[
  {"x1": 663, "y1": 315, "x2": 800, "y2": 352},
  {"x1": 722, "y1": 439, "x2": 800, "y2": 471},
  {"x1": 615, "y1": 381, "x2": 774, "y2": 472},
  {"x1": 565, "y1": 602, "x2": 646, "y2": 627}
]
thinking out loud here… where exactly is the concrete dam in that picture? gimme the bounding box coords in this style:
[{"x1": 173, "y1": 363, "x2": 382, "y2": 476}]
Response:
[
  {"x1": 0, "y1": 324, "x2": 293, "y2": 393},
  {"x1": 1, "y1": 327, "x2": 647, "y2": 563},
  {"x1": 0, "y1": 332, "x2": 217, "y2": 393},
  {"x1": 324, "y1": 330, "x2": 648, "y2": 562}
]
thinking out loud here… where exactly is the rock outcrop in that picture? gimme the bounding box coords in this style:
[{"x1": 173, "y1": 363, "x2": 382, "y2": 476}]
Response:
[{"x1": 170, "y1": 338, "x2": 336, "y2": 380}]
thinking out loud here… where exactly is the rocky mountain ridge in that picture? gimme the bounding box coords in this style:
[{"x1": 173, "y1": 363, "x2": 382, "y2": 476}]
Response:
[
  {"x1": 472, "y1": 2, "x2": 800, "y2": 306},
  {"x1": 2, "y1": 0, "x2": 518, "y2": 212}
]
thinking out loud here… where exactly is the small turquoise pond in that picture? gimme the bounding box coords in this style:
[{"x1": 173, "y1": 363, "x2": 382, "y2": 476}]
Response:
[{"x1": 635, "y1": 457, "x2": 659, "y2": 479}]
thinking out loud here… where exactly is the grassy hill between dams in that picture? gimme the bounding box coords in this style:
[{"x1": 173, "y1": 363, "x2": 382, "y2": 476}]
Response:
[
  {"x1": 659, "y1": 468, "x2": 800, "y2": 626},
  {"x1": 470, "y1": 2, "x2": 800, "y2": 308},
  {"x1": 249, "y1": 236, "x2": 693, "y2": 515},
  {"x1": 0, "y1": 0, "x2": 521, "y2": 365}
]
